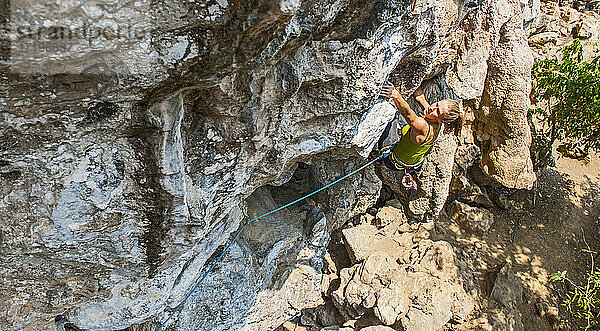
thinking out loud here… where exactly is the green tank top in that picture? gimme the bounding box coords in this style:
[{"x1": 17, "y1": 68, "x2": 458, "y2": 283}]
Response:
[{"x1": 391, "y1": 121, "x2": 441, "y2": 167}]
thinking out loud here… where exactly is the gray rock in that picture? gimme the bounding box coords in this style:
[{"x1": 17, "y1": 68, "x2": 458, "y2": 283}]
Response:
[
  {"x1": 352, "y1": 101, "x2": 399, "y2": 158},
  {"x1": 315, "y1": 302, "x2": 344, "y2": 327},
  {"x1": 451, "y1": 173, "x2": 494, "y2": 208},
  {"x1": 484, "y1": 263, "x2": 524, "y2": 331},
  {"x1": 175, "y1": 187, "x2": 329, "y2": 331},
  {"x1": 448, "y1": 200, "x2": 494, "y2": 233},
  {"x1": 491, "y1": 264, "x2": 523, "y2": 310},
  {"x1": 455, "y1": 144, "x2": 482, "y2": 172}
]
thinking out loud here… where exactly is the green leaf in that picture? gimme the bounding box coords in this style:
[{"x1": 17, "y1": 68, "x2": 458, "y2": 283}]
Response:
[{"x1": 533, "y1": 39, "x2": 600, "y2": 158}]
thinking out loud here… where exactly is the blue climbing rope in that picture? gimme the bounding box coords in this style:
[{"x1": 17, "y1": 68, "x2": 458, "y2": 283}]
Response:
[
  {"x1": 156, "y1": 154, "x2": 384, "y2": 331},
  {"x1": 436, "y1": 76, "x2": 448, "y2": 99}
]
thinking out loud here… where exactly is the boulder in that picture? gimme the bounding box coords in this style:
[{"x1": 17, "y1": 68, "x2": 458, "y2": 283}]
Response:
[
  {"x1": 450, "y1": 174, "x2": 494, "y2": 208},
  {"x1": 314, "y1": 302, "x2": 344, "y2": 327},
  {"x1": 341, "y1": 224, "x2": 402, "y2": 264},
  {"x1": 374, "y1": 205, "x2": 407, "y2": 229},
  {"x1": 485, "y1": 263, "x2": 525, "y2": 331},
  {"x1": 451, "y1": 135, "x2": 494, "y2": 208},
  {"x1": 448, "y1": 200, "x2": 494, "y2": 233},
  {"x1": 332, "y1": 232, "x2": 473, "y2": 329},
  {"x1": 491, "y1": 264, "x2": 523, "y2": 310}
]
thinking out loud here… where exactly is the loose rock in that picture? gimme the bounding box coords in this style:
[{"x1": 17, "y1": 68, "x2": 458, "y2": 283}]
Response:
[{"x1": 448, "y1": 200, "x2": 494, "y2": 233}]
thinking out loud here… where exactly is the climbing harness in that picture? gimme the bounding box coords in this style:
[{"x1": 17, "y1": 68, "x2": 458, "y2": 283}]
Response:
[
  {"x1": 378, "y1": 141, "x2": 421, "y2": 191},
  {"x1": 156, "y1": 154, "x2": 384, "y2": 331}
]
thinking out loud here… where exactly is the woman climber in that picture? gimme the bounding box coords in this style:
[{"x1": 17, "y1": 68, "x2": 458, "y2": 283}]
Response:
[{"x1": 377, "y1": 82, "x2": 464, "y2": 189}]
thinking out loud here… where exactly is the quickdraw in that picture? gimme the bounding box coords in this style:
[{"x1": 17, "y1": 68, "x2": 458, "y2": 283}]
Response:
[
  {"x1": 239, "y1": 202, "x2": 250, "y2": 218},
  {"x1": 401, "y1": 171, "x2": 418, "y2": 190}
]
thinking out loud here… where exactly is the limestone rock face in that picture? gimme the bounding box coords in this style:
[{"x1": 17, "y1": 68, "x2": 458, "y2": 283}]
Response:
[
  {"x1": 446, "y1": 0, "x2": 538, "y2": 189},
  {"x1": 174, "y1": 186, "x2": 329, "y2": 330},
  {"x1": 1, "y1": 0, "x2": 536, "y2": 330},
  {"x1": 379, "y1": 0, "x2": 541, "y2": 213},
  {"x1": 476, "y1": 11, "x2": 537, "y2": 189}
]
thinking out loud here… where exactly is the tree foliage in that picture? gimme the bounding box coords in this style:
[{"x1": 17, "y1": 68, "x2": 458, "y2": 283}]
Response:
[
  {"x1": 531, "y1": 39, "x2": 600, "y2": 167},
  {"x1": 550, "y1": 245, "x2": 600, "y2": 330}
]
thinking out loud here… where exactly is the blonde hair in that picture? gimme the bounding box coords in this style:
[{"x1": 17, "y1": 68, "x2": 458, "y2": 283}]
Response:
[{"x1": 441, "y1": 99, "x2": 464, "y2": 136}]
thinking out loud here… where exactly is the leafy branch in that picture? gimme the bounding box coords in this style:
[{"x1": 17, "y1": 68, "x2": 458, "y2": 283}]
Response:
[
  {"x1": 531, "y1": 39, "x2": 600, "y2": 169},
  {"x1": 550, "y1": 230, "x2": 600, "y2": 330}
]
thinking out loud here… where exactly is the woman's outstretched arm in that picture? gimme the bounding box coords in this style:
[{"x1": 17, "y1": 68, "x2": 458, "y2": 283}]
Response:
[
  {"x1": 380, "y1": 84, "x2": 418, "y2": 125},
  {"x1": 413, "y1": 87, "x2": 430, "y2": 110},
  {"x1": 380, "y1": 84, "x2": 429, "y2": 144}
]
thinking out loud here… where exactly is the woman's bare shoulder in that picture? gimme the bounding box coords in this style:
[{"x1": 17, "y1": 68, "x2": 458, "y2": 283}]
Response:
[{"x1": 409, "y1": 118, "x2": 432, "y2": 144}]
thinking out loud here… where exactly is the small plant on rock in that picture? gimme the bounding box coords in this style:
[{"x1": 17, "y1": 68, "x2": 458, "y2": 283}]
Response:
[
  {"x1": 531, "y1": 39, "x2": 600, "y2": 170},
  {"x1": 550, "y1": 234, "x2": 600, "y2": 330}
]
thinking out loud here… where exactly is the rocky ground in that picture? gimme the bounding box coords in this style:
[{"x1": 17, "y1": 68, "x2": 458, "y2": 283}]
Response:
[
  {"x1": 439, "y1": 148, "x2": 600, "y2": 331},
  {"x1": 276, "y1": 148, "x2": 599, "y2": 331}
]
